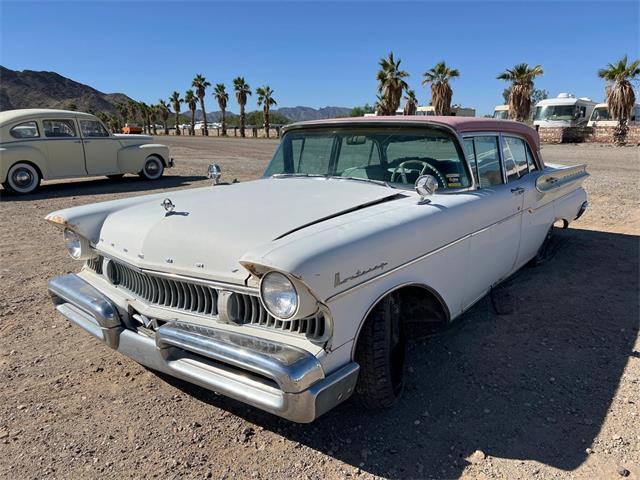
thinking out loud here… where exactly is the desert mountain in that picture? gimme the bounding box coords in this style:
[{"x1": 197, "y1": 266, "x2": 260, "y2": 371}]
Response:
[{"x1": 0, "y1": 66, "x2": 133, "y2": 113}]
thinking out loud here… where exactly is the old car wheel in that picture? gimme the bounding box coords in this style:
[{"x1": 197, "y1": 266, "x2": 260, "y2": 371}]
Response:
[
  {"x1": 139, "y1": 156, "x2": 164, "y2": 180},
  {"x1": 353, "y1": 293, "x2": 406, "y2": 408},
  {"x1": 106, "y1": 174, "x2": 125, "y2": 180},
  {"x1": 3, "y1": 162, "x2": 41, "y2": 195}
]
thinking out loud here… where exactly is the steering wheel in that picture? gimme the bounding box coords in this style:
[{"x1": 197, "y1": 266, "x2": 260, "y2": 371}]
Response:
[{"x1": 390, "y1": 159, "x2": 447, "y2": 186}]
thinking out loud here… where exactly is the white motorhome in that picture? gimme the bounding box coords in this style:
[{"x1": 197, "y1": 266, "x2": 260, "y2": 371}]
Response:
[
  {"x1": 587, "y1": 103, "x2": 640, "y2": 127},
  {"x1": 416, "y1": 105, "x2": 475, "y2": 117},
  {"x1": 493, "y1": 105, "x2": 509, "y2": 119},
  {"x1": 533, "y1": 93, "x2": 596, "y2": 128}
]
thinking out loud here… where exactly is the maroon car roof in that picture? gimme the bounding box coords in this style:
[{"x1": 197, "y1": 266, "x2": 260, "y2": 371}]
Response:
[{"x1": 289, "y1": 115, "x2": 541, "y2": 151}]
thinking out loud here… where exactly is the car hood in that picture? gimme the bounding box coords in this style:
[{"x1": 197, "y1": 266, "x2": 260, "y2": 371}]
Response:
[{"x1": 96, "y1": 178, "x2": 401, "y2": 284}]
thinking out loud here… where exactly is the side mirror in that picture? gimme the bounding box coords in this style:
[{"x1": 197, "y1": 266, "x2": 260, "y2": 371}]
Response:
[
  {"x1": 415, "y1": 175, "x2": 438, "y2": 201},
  {"x1": 207, "y1": 163, "x2": 222, "y2": 185}
]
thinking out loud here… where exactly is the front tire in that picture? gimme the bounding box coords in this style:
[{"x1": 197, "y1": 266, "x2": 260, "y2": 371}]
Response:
[
  {"x1": 138, "y1": 156, "x2": 164, "y2": 180},
  {"x1": 3, "y1": 162, "x2": 41, "y2": 195},
  {"x1": 353, "y1": 293, "x2": 406, "y2": 408}
]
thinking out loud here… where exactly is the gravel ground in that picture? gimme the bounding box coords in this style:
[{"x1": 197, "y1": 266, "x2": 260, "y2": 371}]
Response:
[{"x1": 0, "y1": 137, "x2": 638, "y2": 480}]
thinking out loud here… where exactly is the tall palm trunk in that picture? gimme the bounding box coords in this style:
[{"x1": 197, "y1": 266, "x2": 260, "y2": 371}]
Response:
[
  {"x1": 175, "y1": 112, "x2": 180, "y2": 135},
  {"x1": 221, "y1": 108, "x2": 227, "y2": 136},
  {"x1": 190, "y1": 110, "x2": 196, "y2": 136},
  {"x1": 200, "y1": 98, "x2": 208, "y2": 136},
  {"x1": 264, "y1": 106, "x2": 270, "y2": 138},
  {"x1": 163, "y1": 117, "x2": 168, "y2": 135},
  {"x1": 240, "y1": 103, "x2": 246, "y2": 138}
]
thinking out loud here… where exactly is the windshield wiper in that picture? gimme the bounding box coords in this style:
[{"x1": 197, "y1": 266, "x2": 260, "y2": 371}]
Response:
[
  {"x1": 328, "y1": 176, "x2": 395, "y2": 188},
  {"x1": 271, "y1": 173, "x2": 327, "y2": 178}
]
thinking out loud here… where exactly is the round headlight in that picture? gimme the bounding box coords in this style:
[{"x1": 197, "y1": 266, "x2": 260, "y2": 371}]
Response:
[
  {"x1": 63, "y1": 229, "x2": 94, "y2": 260},
  {"x1": 63, "y1": 229, "x2": 83, "y2": 259},
  {"x1": 260, "y1": 271, "x2": 298, "y2": 320}
]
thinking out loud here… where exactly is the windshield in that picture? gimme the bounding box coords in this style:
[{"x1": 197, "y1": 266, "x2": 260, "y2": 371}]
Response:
[
  {"x1": 493, "y1": 110, "x2": 508, "y2": 119},
  {"x1": 534, "y1": 105, "x2": 581, "y2": 121},
  {"x1": 264, "y1": 126, "x2": 471, "y2": 190},
  {"x1": 589, "y1": 107, "x2": 610, "y2": 121}
]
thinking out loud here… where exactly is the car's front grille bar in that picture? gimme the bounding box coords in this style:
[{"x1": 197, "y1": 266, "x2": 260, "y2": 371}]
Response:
[{"x1": 85, "y1": 256, "x2": 329, "y2": 342}]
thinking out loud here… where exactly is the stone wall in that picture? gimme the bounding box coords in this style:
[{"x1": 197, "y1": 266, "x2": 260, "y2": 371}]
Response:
[{"x1": 538, "y1": 126, "x2": 640, "y2": 145}]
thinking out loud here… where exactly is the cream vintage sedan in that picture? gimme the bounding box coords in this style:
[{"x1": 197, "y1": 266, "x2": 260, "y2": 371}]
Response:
[
  {"x1": 46, "y1": 117, "x2": 588, "y2": 422},
  {"x1": 0, "y1": 109, "x2": 173, "y2": 194}
]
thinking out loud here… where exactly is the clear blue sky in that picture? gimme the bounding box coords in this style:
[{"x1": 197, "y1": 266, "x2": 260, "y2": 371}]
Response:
[{"x1": 1, "y1": 0, "x2": 638, "y2": 115}]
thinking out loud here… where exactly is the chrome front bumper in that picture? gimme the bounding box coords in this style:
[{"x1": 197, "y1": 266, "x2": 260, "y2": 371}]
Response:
[{"x1": 48, "y1": 274, "x2": 358, "y2": 422}]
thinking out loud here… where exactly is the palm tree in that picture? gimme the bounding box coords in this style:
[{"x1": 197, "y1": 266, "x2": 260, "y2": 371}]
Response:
[
  {"x1": 256, "y1": 86, "x2": 277, "y2": 137},
  {"x1": 376, "y1": 52, "x2": 409, "y2": 115},
  {"x1": 598, "y1": 55, "x2": 640, "y2": 144},
  {"x1": 233, "y1": 77, "x2": 252, "y2": 137},
  {"x1": 149, "y1": 105, "x2": 158, "y2": 135},
  {"x1": 374, "y1": 94, "x2": 389, "y2": 116},
  {"x1": 116, "y1": 102, "x2": 129, "y2": 127},
  {"x1": 213, "y1": 83, "x2": 229, "y2": 136},
  {"x1": 139, "y1": 102, "x2": 153, "y2": 134},
  {"x1": 496, "y1": 63, "x2": 544, "y2": 122},
  {"x1": 192, "y1": 74, "x2": 211, "y2": 136},
  {"x1": 403, "y1": 89, "x2": 418, "y2": 115},
  {"x1": 184, "y1": 90, "x2": 198, "y2": 135},
  {"x1": 421, "y1": 61, "x2": 460, "y2": 115},
  {"x1": 127, "y1": 100, "x2": 139, "y2": 125},
  {"x1": 169, "y1": 91, "x2": 183, "y2": 135},
  {"x1": 158, "y1": 100, "x2": 170, "y2": 134}
]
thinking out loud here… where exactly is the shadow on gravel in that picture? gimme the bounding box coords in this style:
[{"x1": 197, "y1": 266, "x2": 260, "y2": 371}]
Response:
[
  {"x1": 0, "y1": 174, "x2": 204, "y2": 201},
  {"x1": 165, "y1": 227, "x2": 639, "y2": 479}
]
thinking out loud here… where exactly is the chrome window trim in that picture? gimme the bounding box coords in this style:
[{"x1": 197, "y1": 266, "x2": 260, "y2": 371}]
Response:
[{"x1": 461, "y1": 133, "x2": 505, "y2": 188}]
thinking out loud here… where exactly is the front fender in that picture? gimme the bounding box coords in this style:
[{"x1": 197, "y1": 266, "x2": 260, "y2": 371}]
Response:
[
  {"x1": 0, "y1": 144, "x2": 50, "y2": 180},
  {"x1": 117, "y1": 144, "x2": 170, "y2": 172},
  {"x1": 45, "y1": 190, "x2": 172, "y2": 243}
]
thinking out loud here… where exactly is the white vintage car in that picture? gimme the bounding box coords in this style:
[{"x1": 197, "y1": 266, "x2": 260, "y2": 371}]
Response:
[
  {"x1": 46, "y1": 117, "x2": 588, "y2": 422},
  {"x1": 0, "y1": 109, "x2": 173, "y2": 194}
]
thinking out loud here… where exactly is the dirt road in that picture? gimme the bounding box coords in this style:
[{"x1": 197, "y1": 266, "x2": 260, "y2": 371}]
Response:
[{"x1": 1, "y1": 138, "x2": 638, "y2": 479}]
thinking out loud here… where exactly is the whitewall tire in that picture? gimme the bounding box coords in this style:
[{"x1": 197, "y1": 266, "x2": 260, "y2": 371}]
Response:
[
  {"x1": 3, "y1": 162, "x2": 41, "y2": 195},
  {"x1": 138, "y1": 156, "x2": 164, "y2": 180}
]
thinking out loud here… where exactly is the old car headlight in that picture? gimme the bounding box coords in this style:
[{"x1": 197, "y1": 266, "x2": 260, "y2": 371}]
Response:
[
  {"x1": 63, "y1": 229, "x2": 94, "y2": 260},
  {"x1": 260, "y1": 271, "x2": 298, "y2": 319}
]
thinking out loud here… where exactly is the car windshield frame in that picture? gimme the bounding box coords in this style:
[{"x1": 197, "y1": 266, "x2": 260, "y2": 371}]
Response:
[{"x1": 263, "y1": 124, "x2": 473, "y2": 192}]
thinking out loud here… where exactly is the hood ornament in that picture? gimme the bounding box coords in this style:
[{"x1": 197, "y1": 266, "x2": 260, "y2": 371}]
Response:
[{"x1": 161, "y1": 198, "x2": 175, "y2": 213}]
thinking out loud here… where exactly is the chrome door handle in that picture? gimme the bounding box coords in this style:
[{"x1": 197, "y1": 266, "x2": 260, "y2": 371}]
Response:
[{"x1": 510, "y1": 187, "x2": 524, "y2": 195}]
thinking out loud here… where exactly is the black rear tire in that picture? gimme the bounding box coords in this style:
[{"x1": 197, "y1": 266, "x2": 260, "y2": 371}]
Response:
[
  {"x1": 353, "y1": 293, "x2": 406, "y2": 408},
  {"x1": 528, "y1": 226, "x2": 553, "y2": 267}
]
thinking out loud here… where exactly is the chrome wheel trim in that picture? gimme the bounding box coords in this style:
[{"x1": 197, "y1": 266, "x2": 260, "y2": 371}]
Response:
[
  {"x1": 8, "y1": 163, "x2": 39, "y2": 193},
  {"x1": 143, "y1": 157, "x2": 163, "y2": 179}
]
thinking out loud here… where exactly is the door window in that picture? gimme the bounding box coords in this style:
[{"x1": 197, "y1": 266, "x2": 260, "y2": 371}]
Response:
[
  {"x1": 43, "y1": 119, "x2": 77, "y2": 137},
  {"x1": 465, "y1": 136, "x2": 503, "y2": 188},
  {"x1": 80, "y1": 120, "x2": 110, "y2": 137},
  {"x1": 503, "y1": 136, "x2": 538, "y2": 180}
]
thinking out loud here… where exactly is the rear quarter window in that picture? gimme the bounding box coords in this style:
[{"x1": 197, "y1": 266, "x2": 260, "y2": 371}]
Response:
[{"x1": 10, "y1": 121, "x2": 40, "y2": 139}]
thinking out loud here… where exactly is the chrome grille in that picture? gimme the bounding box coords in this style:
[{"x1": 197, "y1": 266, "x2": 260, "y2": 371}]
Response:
[
  {"x1": 85, "y1": 258, "x2": 329, "y2": 342},
  {"x1": 86, "y1": 255, "x2": 103, "y2": 275},
  {"x1": 111, "y1": 261, "x2": 218, "y2": 316}
]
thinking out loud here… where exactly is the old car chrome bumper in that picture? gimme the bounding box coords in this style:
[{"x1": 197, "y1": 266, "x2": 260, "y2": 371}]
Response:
[{"x1": 48, "y1": 274, "x2": 358, "y2": 422}]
